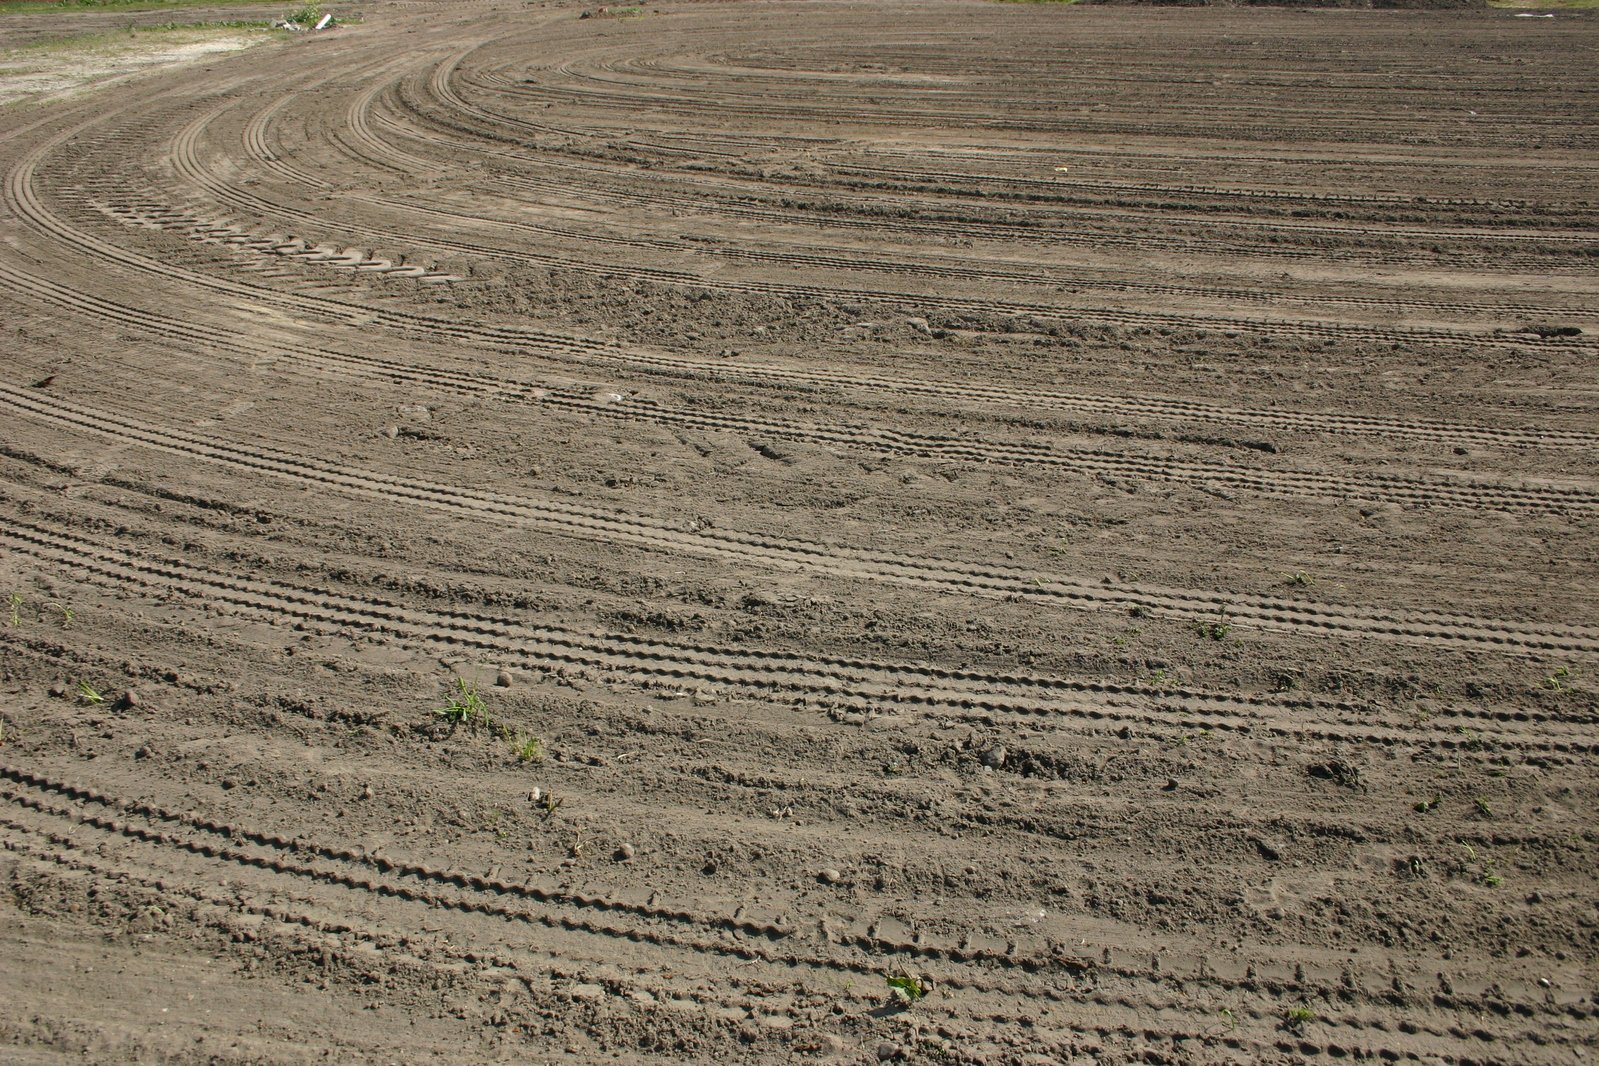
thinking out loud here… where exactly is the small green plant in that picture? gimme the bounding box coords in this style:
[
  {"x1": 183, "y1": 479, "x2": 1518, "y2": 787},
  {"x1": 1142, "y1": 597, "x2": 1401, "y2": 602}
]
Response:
[
  {"x1": 1473, "y1": 796, "x2": 1493, "y2": 817},
  {"x1": 46, "y1": 601, "x2": 74, "y2": 628},
  {"x1": 1414, "y1": 795, "x2": 1440, "y2": 813},
  {"x1": 513, "y1": 733, "x2": 545, "y2": 763},
  {"x1": 1284, "y1": 1004, "x2": 1315, "y2": 1031},
  {"x1": 435, "y1": 677, "x2": 487, "y2": 726},
  {"x1": 1288, "y1": 570, "x2": 1314, "y2": 587},
  {"x1": 75, "y1": 680, "x2": 105, "y2": 705},
  {"x1": 286, "y1": 2, "x2": 321, "y2": 23},
  {"x1": 1193, "y1": 608, "x2": 1231, "y2": 641},
  {"x1": 886, "y1": 974, "x2": 928, "y2": 1004},
  {"x1": 7, "y1": 593, "x2": 21, "y2": 627},
  {"x1": 1543, "y1": 666, "x2": 1572, "y2": 692}
]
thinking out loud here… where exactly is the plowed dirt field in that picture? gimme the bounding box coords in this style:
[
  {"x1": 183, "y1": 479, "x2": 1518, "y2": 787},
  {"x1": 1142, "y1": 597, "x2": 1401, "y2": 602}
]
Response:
[{"x1": 1, "y1": 1, "x2": 1596, "y2": 1062}]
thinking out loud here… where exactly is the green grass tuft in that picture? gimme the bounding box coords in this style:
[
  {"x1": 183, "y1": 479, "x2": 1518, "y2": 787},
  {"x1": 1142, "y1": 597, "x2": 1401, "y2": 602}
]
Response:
[{"x1": 435, "y1": 677, "x2": 487, "y2": 726}]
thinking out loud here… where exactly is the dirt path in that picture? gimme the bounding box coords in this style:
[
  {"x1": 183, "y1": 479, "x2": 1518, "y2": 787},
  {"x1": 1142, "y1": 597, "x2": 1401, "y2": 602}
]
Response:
[{"x1": 1, "y1": 1, "x2": 1595, "y2": 1062}]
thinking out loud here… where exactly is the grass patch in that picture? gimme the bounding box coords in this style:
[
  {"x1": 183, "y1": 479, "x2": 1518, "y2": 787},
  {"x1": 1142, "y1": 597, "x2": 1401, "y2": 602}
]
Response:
[
  {"x1": 0, "y1": 0, "x2": 278, "y2": 15},
  {"x1": 435, "y1": 677, "x2": 489, "y2": 726},
  {"x1": 6, "y1": 22, "x2": 270, "y2": 58}
]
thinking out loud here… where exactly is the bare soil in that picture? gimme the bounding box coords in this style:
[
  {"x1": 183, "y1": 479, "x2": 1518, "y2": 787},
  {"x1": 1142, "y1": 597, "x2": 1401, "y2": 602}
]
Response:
[
  {"x1": 0, "y1": 29, "x2": 262, "y2": 107},
  {"x1": 1, "y1": 1, "x2": 1596, "y2": 1063}
]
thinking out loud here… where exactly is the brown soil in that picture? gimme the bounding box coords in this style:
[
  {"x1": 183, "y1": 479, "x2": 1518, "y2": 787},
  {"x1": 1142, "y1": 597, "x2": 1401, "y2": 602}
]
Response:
[{"x1": 1, "y1": 2, "x2": 1596, "y2": 1063}]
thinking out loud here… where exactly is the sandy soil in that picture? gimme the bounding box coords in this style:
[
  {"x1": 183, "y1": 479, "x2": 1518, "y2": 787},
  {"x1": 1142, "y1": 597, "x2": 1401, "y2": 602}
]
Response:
[
  {"x1": 0, "y1": 1, "x2": 1596, "y2": 1062},
  {"x1": 0, "y1": 29, "x2": 264, "y2": 107}
]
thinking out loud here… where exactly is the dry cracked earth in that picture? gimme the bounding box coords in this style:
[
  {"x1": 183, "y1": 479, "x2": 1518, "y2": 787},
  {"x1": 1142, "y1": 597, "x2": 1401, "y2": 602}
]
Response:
[{"x1": 0, "y1": 1, "x2": 1597, "y2": 1062}]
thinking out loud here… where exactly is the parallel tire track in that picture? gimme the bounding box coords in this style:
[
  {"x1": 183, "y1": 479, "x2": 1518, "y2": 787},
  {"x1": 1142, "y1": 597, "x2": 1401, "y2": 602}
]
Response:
[
  {"x1": 2, "y1": 767, "x2": 1559, "y2": 1062},
  {"x1": 3, "y1": 512, "x2": 1596, "y2": 758},
  {"x1": 3, "y1": 382, "x2": 1597, "y2": 659}
]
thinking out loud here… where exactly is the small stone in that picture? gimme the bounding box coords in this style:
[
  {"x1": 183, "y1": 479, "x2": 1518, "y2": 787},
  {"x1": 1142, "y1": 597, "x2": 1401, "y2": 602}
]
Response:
[
  {"x1": 383, "y1": 424, "x2": 400, "y2": 439},
  {"x1": 494, "y1": 669, "x2": 512, "y2": 688},
  {"x1": 118, "y1": 689, "x2": 140, "y2": 709},
  {"x1": 361, "y1": 784, "x2": 374, "y2": 800},
  {"x1": 702, "y1": 860, "x2": 718, "y2": 876},
  {"x1": 1162, "y1": 778, "x2": 1179, "y2": 792},
  {"x1": 979, "y1": 745, "x2": 1007, "y2": 768},
  {"x1": 818, "y1": 868, "x2": 841, "y2": 885},
  {"x1": 570, "y1": 983, "x2": 605, "y2": 1002},
  {"x1": 877, "y1": 1041, "x2": 903, "y2": 1061},
  {"x1": 529, "y1": 788, "x2": 543, "y2": 804},
  {"x1": 615, "y1": 843, "x2": 635, "y2": 861},
  {"x1": 48, "y1": 683, "x2": 66, "y2": 698},
  {"x1": 1539, "y1": 977, "x2": 1553, "y2": 988}
]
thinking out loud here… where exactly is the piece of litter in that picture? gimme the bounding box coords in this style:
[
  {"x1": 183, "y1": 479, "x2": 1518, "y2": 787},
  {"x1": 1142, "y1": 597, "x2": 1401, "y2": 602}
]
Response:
[
  {"x1": 1053, "y1": 166, "x2": 1070, "y2": 172},
  {"x1": 315, "y1": 14, "x2": 333, "y2": 30}
]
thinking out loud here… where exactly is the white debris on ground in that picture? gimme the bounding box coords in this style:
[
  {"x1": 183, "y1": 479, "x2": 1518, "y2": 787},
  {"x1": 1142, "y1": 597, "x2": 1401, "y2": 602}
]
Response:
[{"x1": 272, "y1": 14, "x2": 338, "y2": 32}]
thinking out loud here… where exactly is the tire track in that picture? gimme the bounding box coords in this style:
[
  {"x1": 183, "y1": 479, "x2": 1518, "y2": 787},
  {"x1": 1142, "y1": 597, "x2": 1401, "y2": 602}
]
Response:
[
  {"x1": 0, "y1": 789, "x2": 1530, "y2": 1064},
  {"x1": 2, "y1": 383, "x2": 1596, "y2": 659},
  {"x1": 19, "y1": 153, "x2": 1599, "y2": 460},
  {"x1": 24, "y1": 84, "x2": 1597, "y2": 458},
  {"x1": 322, "y1": 72, "x2": 1595, "y2": 324},
  {"x1": 0, "y1": 765, "x2": 1577, "y2": 1059},
  {"x1": 18, "y1": 149, "x2": 1599, "y2": 509},
  {"x1": 483, "y1": 63, "x2": 1598, "y2": 232},
  {"x1": 4, "y1": 510, "x2": 1596, "y2": 760},
  {"x1": 203, "y1": 57, "x2": 1599, "y2": 348},
  {"x1": 102, "y1": 202, "x2": 461, "y2": 281}
]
